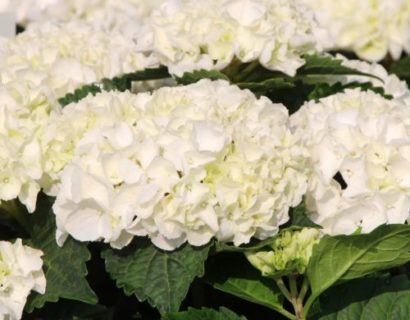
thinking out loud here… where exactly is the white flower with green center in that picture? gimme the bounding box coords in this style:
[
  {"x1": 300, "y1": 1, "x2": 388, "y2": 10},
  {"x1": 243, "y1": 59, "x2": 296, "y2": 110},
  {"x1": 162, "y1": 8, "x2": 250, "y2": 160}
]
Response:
[
  {"x1": 0, "y1": 78, "x2": 56, "y2": 212},
  {"x1": 302, "y1": 0, "x2": 410, "y2": 61},
  {"x1": 291, "y1": 89, "x2": 410, "y2": 235},
  {"x1": 7, "y1": 0, "x2": 165, "y2": 38},
  {"x1": 0, "y1": 21, "x2": 156, "y2": 97},
  {"x1": 135, "y1": 0, "x2": 328, "y2": 76},
  {"x1": 0, "y1": 239, "x2": 45, "y2": 320},
  {"x1": 246, "y1": 228, "x2": 321, "y2": 277},
  {"x1": 0, "y1": 20, "x2": 157, "y2": 213},
  {"x1": 52, "y1": 80, "x2": 308, "y2": 250}
]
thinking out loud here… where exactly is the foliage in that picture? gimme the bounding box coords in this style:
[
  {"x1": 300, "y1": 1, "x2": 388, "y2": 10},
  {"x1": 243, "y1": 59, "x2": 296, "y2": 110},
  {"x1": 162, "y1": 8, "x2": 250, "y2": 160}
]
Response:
[
  {"x1": 165, "y1": 307, "x2": 247, "y2": 320},
  {"x1": 25, "y1": 194, "x2": 98, "y2": 312},
  {"x1": 0, "y1": 47, "x2": 407, "y2": 320},
  {"x1": 58, "y1": 67, "x2": 170, "y2": 106},
  {"x1": 102, "y1": 239, "x2": 212, "y2": 316}
]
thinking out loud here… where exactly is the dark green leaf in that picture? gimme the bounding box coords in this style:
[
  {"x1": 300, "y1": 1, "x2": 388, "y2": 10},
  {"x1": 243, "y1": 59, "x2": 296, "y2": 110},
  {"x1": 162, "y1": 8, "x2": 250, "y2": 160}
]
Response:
[
  {"x1": 300, "y1": 55, "x2": 382, "y2": 81},
  {"x1": 102, "y1": 239, "x2": 211, "y2": 315},
  {"x1": 237, "y1": 77, "x2": 295, "y2": 93},
  {"x1": 306, "y1": 224, "x2": 410, "y2": 311},
  {"x1": 307, "y1": 82, "x2": 392, "y2": 101},
  {"x1": 175, "y1": 69, "x2": 229, "y2": 85},
  {"x1": 282, "y1": 200, "x2": 321, "y2": 229},
  {"x1": 58, "y1": 67, "x2": 170, "y2": 106},
  {"x1": 165, "y1": 307, "x2": 247, "y2": 320},
  {"x1": 205, "y1": 253, "x2": 286, "y2": 315},
  {"x1": 313, "y1": 274, "x2": 410, "y2": 320},
  {"x1": 25, "y1": 194, "x2": 98, "y2": 311},
  {"x1": 390, "y1": 56, "x2": 410, "y2": 85}
]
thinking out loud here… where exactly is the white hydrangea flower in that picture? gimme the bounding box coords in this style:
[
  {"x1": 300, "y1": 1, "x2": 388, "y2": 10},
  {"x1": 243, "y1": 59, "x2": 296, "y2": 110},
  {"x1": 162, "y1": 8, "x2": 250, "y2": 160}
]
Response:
[
  {"x1": 291, "y1": 89, "x2": 410, "y2": 235},
  {"x1": 0, "y1": 77, "x2": 57, "y2": 212},
  {"x1": 6, "y1": 0, "x2": 165, "y2": 38},
  {"x1": 0, "y1": 21, "x2": 156, "y2": 97},
  {"x1": 302, "y1": 0, "x2": 410, "y2": 61},
  {"x1": 0, "y1": 239, "x2": 46, "y2": 320},
  {"x1": 135, "y1": 0, "x2": 328, "y2": 77},
  {"x1": 51, "y1": 80, "x2": 308, "y2": 250},
  {"x1": 0, "y1": 21, "x2": 156, "y2": 212}
]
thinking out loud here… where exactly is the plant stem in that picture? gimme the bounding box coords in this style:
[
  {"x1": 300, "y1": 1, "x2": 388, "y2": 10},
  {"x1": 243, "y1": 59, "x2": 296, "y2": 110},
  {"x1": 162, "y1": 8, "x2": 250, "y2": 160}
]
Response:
[
  {"x1": 304, "y1": 294, "x2": 316, "y2": 317},
  {"x1": 298, "y1": 277, "x2": 309, "y2": 303},
  {"x1": 274, "y1": 307, "x2": 297, "y2": 320},
  {"x1": 275, "y1": 277, "x2": 292, "y2": 302},
  {"x1": 288, "y1": 275, "x2": 306, "y2": 320}
]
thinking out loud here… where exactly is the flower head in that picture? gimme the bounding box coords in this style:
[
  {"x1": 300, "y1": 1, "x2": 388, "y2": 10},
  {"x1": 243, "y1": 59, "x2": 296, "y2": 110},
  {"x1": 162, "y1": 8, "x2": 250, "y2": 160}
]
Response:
[
  {"x1": 291, "y1": 89, "x2": 410, "y2": 235},
  {"x1": 51, "y1": 80, "x2": 308, "y2": 250},
  {"x1": 246, "y1": 228, "x2": 321, "y2": 276},
  {"x1": 136, "y1": 0, "x2": 328, "y2": 76},
  {"x1": 0, "y1": 21, "x2": 155, "y2": 212},
  {"x1": 303, "y1": 0, "x2": 410, "y2": 61},
  {"x1": 0, "y1": 239, "x2": 45, "y2": 320}
]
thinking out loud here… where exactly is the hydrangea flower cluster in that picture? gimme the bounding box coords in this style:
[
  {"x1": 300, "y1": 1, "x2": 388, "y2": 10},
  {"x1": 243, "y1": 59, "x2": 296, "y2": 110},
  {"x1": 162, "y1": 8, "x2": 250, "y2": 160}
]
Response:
[
  {"x1": 0, "y1": 239, "x2": 45, "y2": 320},
  {"x1": 1, "y1": 0, "x2": 165, "y2": 37},
  {"x1": 291, "y1": 89, "x2": 410, "y2": 235},
  {"x1": 302, "y1": 0, "x2": 410, "y2": 61},
  {"x1": 0, "y1": 79, "x2": 56, "y2": 212},
  {"x1": 0, "y1": 22, "x2": 155, "y2": 213},
  {"x1": 246, "y1": 228, "x2": 321, "y2": 277},
  {"x1": 0, "y1": 22, "x2": 156, "y2": 96},
  {"x1": 50, "y1": 80, "x2": 308, "y2": 250},
  {"x1": 135, "y1": 0, "x2": 329, "y2": 76}
]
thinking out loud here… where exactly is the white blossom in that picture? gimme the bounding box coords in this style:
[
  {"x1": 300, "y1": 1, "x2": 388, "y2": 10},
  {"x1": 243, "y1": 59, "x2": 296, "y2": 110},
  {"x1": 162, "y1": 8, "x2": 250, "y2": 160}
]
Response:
[
  {"x1": 135, "y1": 0, "x2": 328, "y2": 77},
  {"x1": 0, "y1": 22, "x2": 156, "y2": 97},
  {"x1": 4, "y1": 0, "x2": 165, "y2": 38},
  {"x1": 291, "y1": 89, "x2": 410, "y2": 235},
  {"x1": 0, "y1": 22, "x2": 155, "y2": 212},
  {"x1": 52, "y1": 80, "x2": 308, "y2": 250},
  {"x1": 0, "y1": 239, "x2": 45, "y2": 320},
  {"x1": 302, "y1": 0, "x2": 410, "y2": 61}
]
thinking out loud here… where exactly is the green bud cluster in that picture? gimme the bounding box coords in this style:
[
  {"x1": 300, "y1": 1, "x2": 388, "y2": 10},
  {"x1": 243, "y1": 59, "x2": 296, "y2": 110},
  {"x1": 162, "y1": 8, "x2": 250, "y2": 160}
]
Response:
[{"x1": 246, "y1": 228, "x2": 321, "y2": 277}]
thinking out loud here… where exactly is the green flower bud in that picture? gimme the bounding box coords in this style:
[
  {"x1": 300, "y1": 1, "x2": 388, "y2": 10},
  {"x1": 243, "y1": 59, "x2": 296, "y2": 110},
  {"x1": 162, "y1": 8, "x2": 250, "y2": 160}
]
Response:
[{"x1": 246, "y1": 228, "x2": 321, "y2": 277}]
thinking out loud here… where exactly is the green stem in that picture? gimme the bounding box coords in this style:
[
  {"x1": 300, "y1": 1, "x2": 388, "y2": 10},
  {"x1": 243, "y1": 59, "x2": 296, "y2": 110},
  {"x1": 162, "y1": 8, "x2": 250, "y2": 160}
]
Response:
[
  {"x1": 289, "y1": 275, "x2": 298, "y2": 298},
  {"x1": 273, "y1": 307, "x2": 297, "y2": 320},
  {"x1": 304, "y1": 294, "x2": 317, "y2": 317},
  {"x1": 298, "y1": 277, "x2": 309, "y2": 303},
  {"x1": 288, "y1": 275, "x2": 306, "y2": 320},
  {"x1": 214, "y1": 242, "x2": 247, "y2": 253},
  {"x1": 275, "y1": 277, "x2": 292, "y2": 303}
]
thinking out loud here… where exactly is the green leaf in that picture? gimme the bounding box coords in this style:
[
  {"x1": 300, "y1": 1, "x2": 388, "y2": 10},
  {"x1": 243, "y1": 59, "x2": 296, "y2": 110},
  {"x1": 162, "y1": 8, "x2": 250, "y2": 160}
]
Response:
[
  {"x1": 282, "y1": 200, "x2": 321, "y2": 229},
  {"x1": 313, "y1": 274, "x2": 410, "y2": 320},
  {"x1": 102, "y1": 239, "x2": 211, "y2": 315},
  {"x1": 299, "y1": 55, "x2": 382, "y2": 81},
  {"x1": 307, "y1": 82, "x2": 392, "y2": 101},
  {"x1": 25, "y1": 195, "x2": 98, "y2": 312},
  {"x1": 237, "y1": 77, "x2": 295, "y2": 93},
  {"x1": 390, "y1": 56, "x2": 410, "y2": 85},
  {"x1": 175, "y1": 69, "x2": 229, "y2": 85},
  {"x1": 58, "y1": 67, "x2": 170, "y2": 106},
  {"x1": 306, "y1": 224, "x2": 410, "y2": 312},
  {"x1": 205, "y1": 253, "x2": 287, "y2": 316},
  {"x1": 362, "y1": 289, "x2": 410, "y2": 319},
  {"x1": 165, "y1": 307, "x2": 247, "y2": 320}
]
